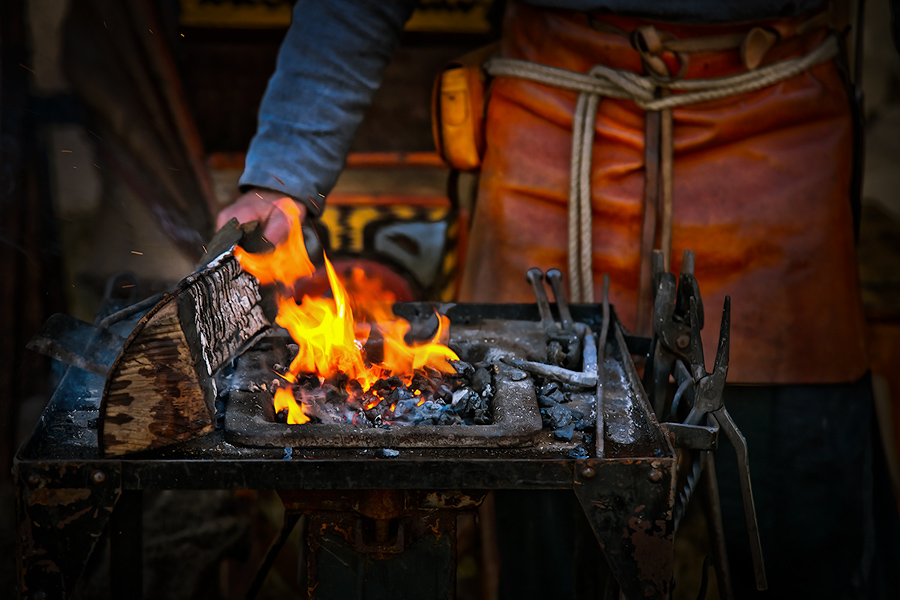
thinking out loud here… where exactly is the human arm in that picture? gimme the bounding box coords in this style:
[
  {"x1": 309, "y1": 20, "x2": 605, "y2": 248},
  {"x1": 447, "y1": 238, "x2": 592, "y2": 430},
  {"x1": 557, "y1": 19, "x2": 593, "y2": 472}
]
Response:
[{"x1": 218, "y1": 0, "x2": 418, "y2": 243}]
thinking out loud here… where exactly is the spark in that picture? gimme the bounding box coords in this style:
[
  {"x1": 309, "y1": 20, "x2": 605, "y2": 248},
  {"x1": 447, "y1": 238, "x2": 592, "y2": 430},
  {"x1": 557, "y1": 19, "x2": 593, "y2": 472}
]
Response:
[
  {"x1": 121, "y1": 284, "x2": 135, "y2": 289},
  {"x1": 180, "y1": 33, "x2": 185, "y2": 38},
  {"x1": 93, "y1": 164, "x2": 101, "y2": 169},
  {"x1": 88, "y1": 130, "x2": 102, "y2": 140},
  {"x1": 201, "y1": 245, "x2": 207, "y2": 253},
  {"x1": 19, "y1": 63, "x2": 35, "y2": 74},
  {"x1": 255, "y1": 192, "x2": 263, "y2": 199},
  {"x1": 268, "y1": 173, "x2": 285, "y2": 186},
  {"x1": 61, "y1": 149, "x2": 72, "y2": 153},
  {"x1": 131, "y1": 250, "x2": 143, "y2": 255},
  {"x1": 149, "y1": 29, "x2": 153, "y2": 34},
  {"x1": 103, "y1": 20, "x2": 107, "y2": 28}
]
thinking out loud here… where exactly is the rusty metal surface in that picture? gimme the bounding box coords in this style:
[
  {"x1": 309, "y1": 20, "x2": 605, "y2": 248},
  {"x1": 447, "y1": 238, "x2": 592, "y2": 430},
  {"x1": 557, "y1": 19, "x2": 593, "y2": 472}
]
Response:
[
  {"x1": 225, "y1": 317, "x2": 552, "y2": 449},
  {"x1": 573, "y1": 457, "x2": 676, "y2": 600},
  {"x1": 306, "y1": 510, "x2": 457, "y2": 600},
  {"x1": 14, "y1": 461, "x2": 122, "y2": 600},
  {"x1": 15, "y1": 302, "x2": 680, "y2": 600}
]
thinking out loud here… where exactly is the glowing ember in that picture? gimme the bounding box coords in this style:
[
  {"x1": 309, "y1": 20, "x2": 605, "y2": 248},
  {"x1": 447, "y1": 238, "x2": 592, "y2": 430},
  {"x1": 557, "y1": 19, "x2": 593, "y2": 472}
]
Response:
[{"x1": 235, "y1": 198, "x2": 459, "y2": 424}]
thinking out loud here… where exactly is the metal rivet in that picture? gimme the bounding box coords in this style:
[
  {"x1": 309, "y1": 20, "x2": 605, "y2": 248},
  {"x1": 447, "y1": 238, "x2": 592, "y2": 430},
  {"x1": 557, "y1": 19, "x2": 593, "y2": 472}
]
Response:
[
  {"x1": 580, "y1": 466, "x2": 596, "y2": 479},
  {"x1": 26, "y1": 473, "x2": 41, "y2": 487},
  {"x1": 648, "y1": 468, "x2": 663, "y2": 483},
  {"x1": 92, "y1": 470, "x2": 106, "y2": 484},
  {"x1": 675, "y1": 333, "x2": 690, "y2": 349}
]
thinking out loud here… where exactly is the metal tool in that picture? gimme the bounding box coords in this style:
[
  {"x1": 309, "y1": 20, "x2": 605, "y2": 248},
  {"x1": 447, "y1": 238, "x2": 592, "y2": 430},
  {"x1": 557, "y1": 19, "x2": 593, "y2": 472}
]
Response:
[
  {"x1": 643, "y1": 250, "x2": 767, "y2": 595},
  {"x1": 499, "y1": 357, "x2": 598, "y2": 388},
  {"x1": 525, "y1": 268, "x2": 580, "y2": 368},
  {"x1": 680, "y1": 296, "x2": 767, "y2": 592}
]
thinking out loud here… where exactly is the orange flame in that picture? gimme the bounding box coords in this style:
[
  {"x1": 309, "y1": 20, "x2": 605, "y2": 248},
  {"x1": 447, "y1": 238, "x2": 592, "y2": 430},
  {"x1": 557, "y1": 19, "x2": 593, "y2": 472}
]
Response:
[
  {"x1": 233, "y1": 199, "x2": 314, "y2": 286},
  {"x1": 274, "y1": 387, "x2": 309, "y2": 424},
  {"x1": 235, "y1": 198, "x2": 459, "y2": 422}
]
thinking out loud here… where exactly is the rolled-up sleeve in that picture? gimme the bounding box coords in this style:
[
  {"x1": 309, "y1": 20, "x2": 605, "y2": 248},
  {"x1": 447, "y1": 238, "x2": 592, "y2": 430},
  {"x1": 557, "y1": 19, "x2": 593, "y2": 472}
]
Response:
[{"x1": 239, "y1": 0, "x2": 417, "y2": 215}]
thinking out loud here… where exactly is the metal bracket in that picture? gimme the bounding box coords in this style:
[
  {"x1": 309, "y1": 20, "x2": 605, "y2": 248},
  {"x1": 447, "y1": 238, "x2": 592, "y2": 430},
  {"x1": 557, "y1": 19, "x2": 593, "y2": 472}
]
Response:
[
  {"x1": 573, "y1": 458, "x2": 676, "y2": 600},
  {"x1": 661, "y1": 422, "x2": 718, "y2": 451}
]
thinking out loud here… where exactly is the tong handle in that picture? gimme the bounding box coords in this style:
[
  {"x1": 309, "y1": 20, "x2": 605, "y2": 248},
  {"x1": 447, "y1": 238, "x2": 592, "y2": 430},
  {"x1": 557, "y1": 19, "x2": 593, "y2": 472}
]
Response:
[
  {"x1": 526, "y1": 268, "x2": 556, "y2": 335},
  {"x1": 545, "y1": 269, "x2": 574, "y2": 331},
  {"x1": 715, "y1": 407, "x2": 768, "y2": 591}
]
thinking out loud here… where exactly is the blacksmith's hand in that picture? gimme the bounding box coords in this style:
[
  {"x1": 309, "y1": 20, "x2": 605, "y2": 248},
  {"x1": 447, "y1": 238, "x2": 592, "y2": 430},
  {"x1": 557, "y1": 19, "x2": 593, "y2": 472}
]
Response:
[{"x1": 216, "y1": 188, "x2": 306, "y2": 246}]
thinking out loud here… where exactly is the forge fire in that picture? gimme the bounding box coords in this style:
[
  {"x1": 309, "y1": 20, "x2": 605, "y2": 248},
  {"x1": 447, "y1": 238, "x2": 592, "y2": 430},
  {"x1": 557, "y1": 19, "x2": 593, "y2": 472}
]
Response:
[{"x1": 234, "y1": 198, "x2": 472, "y2": 426}]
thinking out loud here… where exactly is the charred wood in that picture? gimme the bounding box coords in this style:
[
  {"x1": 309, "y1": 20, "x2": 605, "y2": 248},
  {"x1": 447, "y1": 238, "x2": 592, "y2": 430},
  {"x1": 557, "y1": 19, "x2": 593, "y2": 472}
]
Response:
[{"x1": 99, "y1": 252, "x2": 273, "y2": 456}]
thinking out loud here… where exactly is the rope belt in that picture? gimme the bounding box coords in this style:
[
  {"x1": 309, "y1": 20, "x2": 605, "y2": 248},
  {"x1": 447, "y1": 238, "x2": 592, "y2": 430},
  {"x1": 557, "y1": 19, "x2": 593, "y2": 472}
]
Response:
[{"x1": 484, "y1": 34, "x2": 839, "y2": 307}]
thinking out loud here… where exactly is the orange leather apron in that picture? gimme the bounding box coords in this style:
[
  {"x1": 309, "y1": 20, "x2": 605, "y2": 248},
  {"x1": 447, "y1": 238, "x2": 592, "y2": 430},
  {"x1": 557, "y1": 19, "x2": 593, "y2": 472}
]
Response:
[{"x1": 457, "y1": 2, "x2": 868, "y2": 384}]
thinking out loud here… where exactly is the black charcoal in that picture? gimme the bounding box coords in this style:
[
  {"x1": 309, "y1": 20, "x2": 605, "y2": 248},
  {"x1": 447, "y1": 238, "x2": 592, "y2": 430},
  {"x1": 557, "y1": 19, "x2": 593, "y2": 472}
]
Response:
[
  {"x1": 471, "y1": 367, "x2": 491, "y2": 393},
  {"x1": 325, "y1": 386, "x2": 348, "y2": 405},
  {"x1": 575, "y1": 418, "x2": 595, "y2": 431},
  {"x1": 449, "y1": 360, "x2": 474, "y2": 376},
  {"x1": 568, "y1": 446, "x2": 589, "y2": 459},
  {"x1": 552, "y1": 423, "x2": 576, "y2": 441},
  {"x1": 549, "y1": 405, "x2": 573, "y2": 429},
  {"x1": 537, "y1": 394, "x2": 559, "y2": 409}
]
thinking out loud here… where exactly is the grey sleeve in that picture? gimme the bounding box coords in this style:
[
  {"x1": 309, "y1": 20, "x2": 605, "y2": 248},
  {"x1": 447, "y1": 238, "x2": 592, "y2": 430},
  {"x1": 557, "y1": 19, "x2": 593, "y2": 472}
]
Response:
[{"x1": 239, "y1": 0, "x2": 418, "y2": 215}]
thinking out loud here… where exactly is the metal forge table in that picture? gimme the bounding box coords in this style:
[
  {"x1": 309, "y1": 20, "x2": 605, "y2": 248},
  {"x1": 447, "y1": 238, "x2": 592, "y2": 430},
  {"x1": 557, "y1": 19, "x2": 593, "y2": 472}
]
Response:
[{"x1": 14, "y1": 300, "x2": 690, "y2": 600}]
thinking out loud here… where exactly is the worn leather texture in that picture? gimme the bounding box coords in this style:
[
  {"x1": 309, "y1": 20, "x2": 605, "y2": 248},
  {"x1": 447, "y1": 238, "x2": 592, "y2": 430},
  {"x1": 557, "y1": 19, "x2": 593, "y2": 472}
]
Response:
[
  {"x1": 431, "y1": 43, "x2": 497, "y2": 171},
  {"x1": 457, "y1": 2, "x2": 868, "y2": 384}
]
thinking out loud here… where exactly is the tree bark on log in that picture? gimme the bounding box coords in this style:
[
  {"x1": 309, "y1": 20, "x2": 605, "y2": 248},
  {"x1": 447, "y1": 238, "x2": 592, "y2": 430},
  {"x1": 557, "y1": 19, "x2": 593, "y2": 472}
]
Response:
[{"x1": 100, "y1": 252, "x2": 272, "y2": 456}]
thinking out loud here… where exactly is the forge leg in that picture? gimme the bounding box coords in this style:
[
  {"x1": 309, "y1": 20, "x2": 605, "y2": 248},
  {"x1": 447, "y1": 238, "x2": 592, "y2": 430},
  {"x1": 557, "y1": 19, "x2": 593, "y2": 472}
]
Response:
[
  {"x1": 280, "y1": 489, "x2": 485, "y2": 600},
  {"x1": 573, "y1": 459, "x2": 676, "y2": 600},
  {"x1": 14, "y1": 462, "x2": 122, "y2": 599},
  {"x1": 305, "y1": 511, "x2": 456, "y2": 600},
  {"x1": 110, "y1": 489, "x2": 144, "y2": 599}
]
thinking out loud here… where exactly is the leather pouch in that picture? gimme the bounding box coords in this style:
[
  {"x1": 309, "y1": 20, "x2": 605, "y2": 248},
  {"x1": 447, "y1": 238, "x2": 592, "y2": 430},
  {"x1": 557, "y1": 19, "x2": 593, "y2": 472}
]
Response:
[{"x1": 431, "y1": 43, "x2": 498, "y2": 171}]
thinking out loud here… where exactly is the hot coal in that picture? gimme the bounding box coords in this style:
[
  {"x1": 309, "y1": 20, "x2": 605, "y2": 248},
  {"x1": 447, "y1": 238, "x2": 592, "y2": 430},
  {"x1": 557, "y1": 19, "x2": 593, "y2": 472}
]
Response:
[{"x1": 279, "y1": 361, "x2": 495, "y2": 427}]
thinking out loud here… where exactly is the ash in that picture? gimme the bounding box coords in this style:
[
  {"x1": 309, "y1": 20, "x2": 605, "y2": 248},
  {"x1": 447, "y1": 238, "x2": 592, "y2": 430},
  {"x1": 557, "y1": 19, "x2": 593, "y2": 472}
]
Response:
[{"x1": 275, "y1": 359, "x2": 494, "y2": 427}]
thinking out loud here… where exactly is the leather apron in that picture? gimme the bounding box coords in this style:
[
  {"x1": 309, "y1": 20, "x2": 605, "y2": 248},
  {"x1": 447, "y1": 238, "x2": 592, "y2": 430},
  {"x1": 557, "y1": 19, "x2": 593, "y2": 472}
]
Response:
[{"x1": 457, "y1": 2, "x2": 868, "y2": 384}]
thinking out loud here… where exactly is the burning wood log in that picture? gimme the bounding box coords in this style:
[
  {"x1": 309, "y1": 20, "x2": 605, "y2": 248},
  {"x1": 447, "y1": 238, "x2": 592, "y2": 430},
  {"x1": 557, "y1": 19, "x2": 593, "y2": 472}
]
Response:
[{"x1": 99, "y1": 237, "x2": 275, "y2": 456}]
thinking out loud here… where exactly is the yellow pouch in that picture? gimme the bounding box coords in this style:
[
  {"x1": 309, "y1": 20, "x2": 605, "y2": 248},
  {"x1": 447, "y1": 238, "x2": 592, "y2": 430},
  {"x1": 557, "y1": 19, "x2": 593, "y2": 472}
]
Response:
[{"x1": 432, "y1": 43, "x2": 498, "y2": 171}]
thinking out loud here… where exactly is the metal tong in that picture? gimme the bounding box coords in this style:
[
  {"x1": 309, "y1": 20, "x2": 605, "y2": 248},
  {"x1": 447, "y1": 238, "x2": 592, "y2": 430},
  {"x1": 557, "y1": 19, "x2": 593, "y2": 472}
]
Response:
[
  {"x1": 526, "y1": 268, "x2": 581, "y2": 369},
  {"x1": 651, "y1": 250, "x2": 767, "y2": 593},
  {"x1": 502, "y1": 268, "x2": 596, "y2": 388}
]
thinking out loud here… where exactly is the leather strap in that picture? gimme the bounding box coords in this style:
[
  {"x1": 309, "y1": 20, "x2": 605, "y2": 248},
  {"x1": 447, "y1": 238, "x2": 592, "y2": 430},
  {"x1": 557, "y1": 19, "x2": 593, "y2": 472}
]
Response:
[{"x1": 636, "y1": 109, "x2": 661, "y2": 336}]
